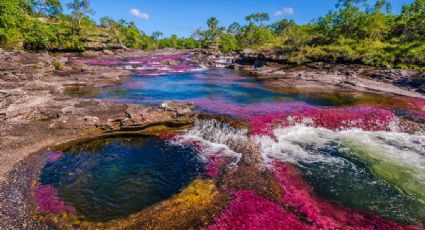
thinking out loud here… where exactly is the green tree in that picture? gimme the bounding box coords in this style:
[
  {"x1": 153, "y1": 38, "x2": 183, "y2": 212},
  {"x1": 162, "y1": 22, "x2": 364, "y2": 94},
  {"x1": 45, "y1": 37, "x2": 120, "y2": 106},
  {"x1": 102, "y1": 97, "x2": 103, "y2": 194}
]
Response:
[
  {"x1": 67, "y1": 0, "x2": 94, "y2": 28},
  {"x1": 397, "y1": 0, "x2": 425, "y2": 41},
  {"x1": 227, "y1": 22, "x2": 241, "y2": 35},
  {"x1": 23, "y1": 20, "x2": 56, "y2": 50},
  {"x1": 100, "y1": 17, "x2": 126, "y2": 47},
  {"x1": 245, "y1": 13, "x2": 270, "y2": 26},
  {"x1": 270, "y1": 19, "x2": 296, "y2": 35},
  {"x1": 236, "y1": 22, "x2": 273, "y2": 48},
  {"x1": 0, "y1": 0, "x2": 30, "y2": 48},
  {"x1": 205, "y1": 17, "x2": 223, "y2": 42},
  {"x1": 151, "y1": 31, "x2": 163, "y2": 40},
  {"x1": 220, "y1": 33, "x2": 238, "y2": 52},
  {"x1": 29, "y1": 0, "x2": 63, "y2": 16}
]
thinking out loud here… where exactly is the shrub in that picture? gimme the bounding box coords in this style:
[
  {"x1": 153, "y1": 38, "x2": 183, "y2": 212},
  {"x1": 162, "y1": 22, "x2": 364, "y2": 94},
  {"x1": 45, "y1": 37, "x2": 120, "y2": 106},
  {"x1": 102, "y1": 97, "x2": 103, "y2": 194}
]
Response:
[{"x1": 53, "y1": 61, "x2": 63, "y2": 71}]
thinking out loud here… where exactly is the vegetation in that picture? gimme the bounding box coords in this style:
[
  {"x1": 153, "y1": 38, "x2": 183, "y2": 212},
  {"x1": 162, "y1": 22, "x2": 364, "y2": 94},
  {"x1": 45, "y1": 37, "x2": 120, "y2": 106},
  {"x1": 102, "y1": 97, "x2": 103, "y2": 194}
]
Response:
[
  {"x1": 195, "y1": 0, "x2": 425, "y2": 69},
  {"x1": 0, "y1": 0, "x2": 424, "y2": 68},
  {"x1": 0, "y1": 0, "x2": 200, "y2": 51}
]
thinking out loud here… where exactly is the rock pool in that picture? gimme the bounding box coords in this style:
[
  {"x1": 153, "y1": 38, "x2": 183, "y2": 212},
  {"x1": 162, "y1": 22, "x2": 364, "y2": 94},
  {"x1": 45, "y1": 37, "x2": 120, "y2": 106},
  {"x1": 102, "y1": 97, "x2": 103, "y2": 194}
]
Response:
[{"x1": 37, "y1": 136, "x2": 204, "y2": 222}]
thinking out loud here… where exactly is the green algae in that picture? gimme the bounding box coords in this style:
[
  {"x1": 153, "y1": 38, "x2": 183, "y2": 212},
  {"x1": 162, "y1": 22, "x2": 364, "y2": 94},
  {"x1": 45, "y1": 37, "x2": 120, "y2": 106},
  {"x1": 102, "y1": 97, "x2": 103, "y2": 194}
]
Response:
[{"x1": 341, "y1": 139, "x2": 425, "y2": 205}]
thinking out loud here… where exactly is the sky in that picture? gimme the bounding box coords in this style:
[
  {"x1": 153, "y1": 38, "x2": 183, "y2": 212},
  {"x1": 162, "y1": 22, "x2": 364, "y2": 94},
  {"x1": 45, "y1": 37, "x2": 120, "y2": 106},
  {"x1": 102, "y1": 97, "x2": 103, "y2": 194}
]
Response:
[{"x1": 60, "y1": 0, "x2": 414, "y2": 37}]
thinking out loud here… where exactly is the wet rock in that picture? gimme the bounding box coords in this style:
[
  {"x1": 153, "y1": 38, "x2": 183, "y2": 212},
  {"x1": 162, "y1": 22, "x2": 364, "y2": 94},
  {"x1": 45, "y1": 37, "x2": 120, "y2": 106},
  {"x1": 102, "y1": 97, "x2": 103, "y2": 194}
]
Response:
[
  {"x1": 82, "y1": 116, "x2": 100, "y2": 127},
  {"x1": 48, "y1": 115, "x2": 100, "y2": 130},
  {"x1": 102, "y1": 50, "x2": 115, "y2": 55},
  {"x1": 160, "y1": 101, "x2": 195, "y2": 117},
  {"x1": 160, "y1": 59, "x2": 180, "y2": 66},
  {"x1": 396, "y1": 110, "x2": 425, "y2": 134},
  {"x1": 125, "y1": 104, "x2": 146, "y2": 123},
  {"x1": 125, "y1": 104, "x2": 175, "y2": 124},
  {"x1": 106, "y1": 118, "x2": 123, "y2": 131},
  {"x1": 253, "y1": 60, "x2": 267, "y2": 68}
]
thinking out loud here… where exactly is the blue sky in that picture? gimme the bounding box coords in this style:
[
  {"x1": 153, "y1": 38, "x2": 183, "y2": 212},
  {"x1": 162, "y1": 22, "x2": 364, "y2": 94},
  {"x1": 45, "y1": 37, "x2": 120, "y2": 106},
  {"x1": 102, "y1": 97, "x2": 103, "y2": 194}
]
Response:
[{"x1": 60, "y1": 0, "x2": 414, "y2": 37}]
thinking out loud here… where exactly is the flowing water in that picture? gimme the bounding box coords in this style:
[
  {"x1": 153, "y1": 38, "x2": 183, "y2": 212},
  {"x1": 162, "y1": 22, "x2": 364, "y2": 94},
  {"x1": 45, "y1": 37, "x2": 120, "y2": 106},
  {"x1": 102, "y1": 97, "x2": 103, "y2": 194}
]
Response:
[{"x1": 38, "y1": 55, "x2": 425, "y2": 227}]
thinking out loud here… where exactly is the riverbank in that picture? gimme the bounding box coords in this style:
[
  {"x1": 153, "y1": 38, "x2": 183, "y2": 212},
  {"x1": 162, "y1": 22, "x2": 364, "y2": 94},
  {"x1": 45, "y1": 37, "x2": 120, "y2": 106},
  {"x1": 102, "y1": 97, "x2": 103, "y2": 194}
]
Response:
[
  {"x1": 199, "y1": 49, "x2": 425, "y2": 97},
  {"x1": 1, "y1": 48, "x2": 424, "y2": 229},
  {"x1": 1, "y1": 48, "x2": 424, "y2": 183},
  {"x1": 0, "y1": 49, "x2": 195, "y2": 183}
]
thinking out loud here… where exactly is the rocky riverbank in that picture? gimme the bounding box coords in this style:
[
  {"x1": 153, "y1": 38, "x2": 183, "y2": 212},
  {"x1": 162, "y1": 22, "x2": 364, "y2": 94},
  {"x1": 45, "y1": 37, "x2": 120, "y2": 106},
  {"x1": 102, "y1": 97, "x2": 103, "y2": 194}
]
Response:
[
  {"x1": 197, "y1": 49, "x2": 425, "y2": 98},
  {"x1": 1, "y1": 48, "x2": 424, "y2": 229},
  {"x1": 0, "y1": 49, "x2": 195, "y2": 183},
  {"x1": 1, "y1": 48, "x2": 424, "y2": 183}
]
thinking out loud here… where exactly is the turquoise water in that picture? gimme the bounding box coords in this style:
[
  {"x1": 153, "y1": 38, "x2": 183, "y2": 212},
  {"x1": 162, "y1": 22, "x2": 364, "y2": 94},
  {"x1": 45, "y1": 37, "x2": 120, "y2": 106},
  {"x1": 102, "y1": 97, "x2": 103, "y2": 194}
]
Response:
[{"x1": 299, "y1": 141, "x2": 425, "y2": 224}]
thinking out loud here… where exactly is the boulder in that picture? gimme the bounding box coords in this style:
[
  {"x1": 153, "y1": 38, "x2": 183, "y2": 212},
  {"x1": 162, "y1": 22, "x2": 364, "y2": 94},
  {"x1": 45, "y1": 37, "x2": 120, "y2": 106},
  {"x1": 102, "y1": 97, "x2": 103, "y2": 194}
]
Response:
[{"x1": 160, "y1": 59, "x2": 180, "y2": 66}]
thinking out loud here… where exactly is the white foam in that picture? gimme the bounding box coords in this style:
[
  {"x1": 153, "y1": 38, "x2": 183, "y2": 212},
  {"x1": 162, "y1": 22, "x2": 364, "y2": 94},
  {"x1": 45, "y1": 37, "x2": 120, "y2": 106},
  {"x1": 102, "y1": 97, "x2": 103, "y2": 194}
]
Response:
[
  {"x1": 173, "y1": 119, "x2": 246, "y2": 164},
  {"x1": 254, "y1": 125, "x2": 425, "y2": 168}
]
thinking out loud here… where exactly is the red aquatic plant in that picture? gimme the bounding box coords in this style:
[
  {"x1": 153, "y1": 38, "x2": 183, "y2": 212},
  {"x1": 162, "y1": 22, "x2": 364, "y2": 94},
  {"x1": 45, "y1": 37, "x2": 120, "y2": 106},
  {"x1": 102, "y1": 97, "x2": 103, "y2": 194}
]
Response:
[
  {"x1": 77, "y1": 55, "x2": 203, "y2": 76},
  {"x1": 34, "y1": 185, "x2": 75, "y2": 214},
  {"x1": 249, "y1": 106, "x2": 397, "y2": 135},
  {"x1": 205, "y1": 155, "x2": 223, "y2": 178},
  {"x1": 159, "y1": 133, "x2": 178, "y2": 140},
  {"x1": 272, "y1": 162, "x2": 421, "y2": 230},
  {"x1": 205, "y1": 190, "x2": 311, "y2": 230},
  {"x1": 192, "y1": 99, "x2": 397, "y2": 135},
  {"x1": 206, "y1": 162, "x2": 422, "y2": 229},
  {"x1": 398, "y1": 97, "x2": 425, "y2": 117}
]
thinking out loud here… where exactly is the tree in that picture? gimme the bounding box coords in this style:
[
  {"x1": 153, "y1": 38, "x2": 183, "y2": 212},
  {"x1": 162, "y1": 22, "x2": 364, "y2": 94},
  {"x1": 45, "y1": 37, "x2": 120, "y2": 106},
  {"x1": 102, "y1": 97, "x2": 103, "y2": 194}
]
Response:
[
  {"x1": 0, "y1": 0, "x2": 30, "y2": 48},
  {"x1": 336, "y1": 0, "x2": 368, "y2": 8},
  {"x1": 245, "y1": 13, "x2": 270, "y2": 26},
  {"x1": 372, "y1": 0, "x2": 392, "y2": 14},
  {"x1": 397, "y1": 0, "x2": 425, "y2": 41},
  {"x1": 67, "y1": 0, "x2": 94, "y2": 28},
  {"x1": 236, "y1": 22, "x2": 273, "y2": 48},
  {"x1": 270, "y1": 19, "x2": 296, "y2": 35},
  {"x1": 205, "y1": 17, "x2": 224, "y2": 42},
  {"x1": 30, "y1": 0, "x2": 63, "y2": 16},
  {"x1": 227, "y1": 22, "x2": 241, "y2": 35},
  {"x1": 151, "y1": 31, "x2": 163, "y2": 40},
  {"x1": 100, "y1": 17, "x2": 126, "y2": 47},
  {"x1": 220, "y1": 33, "x2": 238, "y2": 52}
]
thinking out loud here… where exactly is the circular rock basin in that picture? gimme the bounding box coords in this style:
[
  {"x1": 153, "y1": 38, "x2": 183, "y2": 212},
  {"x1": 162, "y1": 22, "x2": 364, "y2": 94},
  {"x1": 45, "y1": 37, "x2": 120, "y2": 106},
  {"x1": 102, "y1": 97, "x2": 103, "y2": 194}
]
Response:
[{"x1": 37, "y1": 135, "x2": 204, "y2": 222}]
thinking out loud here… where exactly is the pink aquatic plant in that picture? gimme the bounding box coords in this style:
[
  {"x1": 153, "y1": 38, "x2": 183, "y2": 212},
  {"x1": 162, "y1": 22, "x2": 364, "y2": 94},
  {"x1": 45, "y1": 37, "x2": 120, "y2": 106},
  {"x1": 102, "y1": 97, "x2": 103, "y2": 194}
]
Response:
[
  {"x1": 159, "y1": 133, "x2": 178, "y2": 140},
  {"x1": 250, "y1": 106, "x2": 397, "y2": 135},
  {"x1": 206, "y1": 163, "x2": 422, "y2": 229},
  {"x1": 397, "y1": 97, "x2": 425, "y2": 117},
  {"x1": 204, "y1": 155, "x2": 223, "y2": 178},
  {"x1": 34, "y1": 185, "x2": 75, "y2": 214},
  {"x1": 192, "y1": 98, "x2": 397, "y2": 135},
  {"x1": 206, "y1": 190, "x2": 310, "y2": 230},
  {"x1": 46, "y1": 151, "x2": 64, "y2": 163},
  {"x1": 77, "y1": 55, "x2": 203, "y2": 76},
  {"x1": 192, "y1": 99, "x2": 304, "y2": 117}
]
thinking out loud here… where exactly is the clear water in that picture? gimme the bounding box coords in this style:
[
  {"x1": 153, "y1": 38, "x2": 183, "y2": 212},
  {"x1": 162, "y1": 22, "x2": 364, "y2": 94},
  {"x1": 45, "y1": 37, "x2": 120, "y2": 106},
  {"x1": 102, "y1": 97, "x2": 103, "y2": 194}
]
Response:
[
  {"x1": 39, "y1": 136, "x2": 204, "y2": 222},
  {"x1": 299, "y1": 141, "x2": 425, "y2": 224},
  {"x1": 61, "y1": 61, "x2": 425, "y2": 226},
  {"x1": 67, "y1": 68, "x2": 415, "y2": 110}
]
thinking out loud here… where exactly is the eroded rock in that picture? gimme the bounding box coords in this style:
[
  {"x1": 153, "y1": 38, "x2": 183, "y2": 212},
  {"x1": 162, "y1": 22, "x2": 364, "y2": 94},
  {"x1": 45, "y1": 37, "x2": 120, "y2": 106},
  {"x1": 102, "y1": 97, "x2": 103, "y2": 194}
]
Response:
[{"x1": 160, "y1": 101, "x2": 195, "y2": 117}]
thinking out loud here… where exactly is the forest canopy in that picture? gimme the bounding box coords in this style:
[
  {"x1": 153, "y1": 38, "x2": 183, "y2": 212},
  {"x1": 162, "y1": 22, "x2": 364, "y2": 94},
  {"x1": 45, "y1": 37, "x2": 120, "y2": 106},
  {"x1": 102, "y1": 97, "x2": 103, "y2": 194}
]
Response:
[{"x1": 0, "y1": 0, "x2": 424, "y2": 69}]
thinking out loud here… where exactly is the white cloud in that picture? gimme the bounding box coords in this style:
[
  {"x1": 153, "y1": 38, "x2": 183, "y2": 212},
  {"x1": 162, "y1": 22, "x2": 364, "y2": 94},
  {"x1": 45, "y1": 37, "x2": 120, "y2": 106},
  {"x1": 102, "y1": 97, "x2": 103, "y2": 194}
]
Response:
[
  {"x1": 274, "y1": 7, "x2": 295, "y2": 17},
  {"x1": 130, "y1": 8, "x2": 149, "y2": 20}
]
